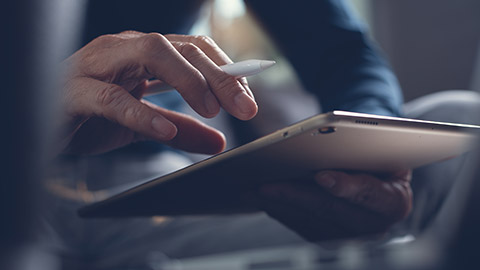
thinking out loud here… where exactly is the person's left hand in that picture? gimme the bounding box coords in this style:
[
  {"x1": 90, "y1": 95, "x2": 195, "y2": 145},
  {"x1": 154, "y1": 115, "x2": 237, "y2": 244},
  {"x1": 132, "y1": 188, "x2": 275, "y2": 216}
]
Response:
[{"x1": 247, "y1": 169, "x2": 412, "y2": 242}]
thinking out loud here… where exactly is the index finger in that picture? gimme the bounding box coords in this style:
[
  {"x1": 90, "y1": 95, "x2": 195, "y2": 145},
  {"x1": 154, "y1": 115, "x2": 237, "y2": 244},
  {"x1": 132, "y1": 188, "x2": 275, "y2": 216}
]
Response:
[
  {"x1": 131, "y1": 33, "x2": 220, "y2": 118},
  {"x1": 137, "y1": 34, "x2": 257, "y2": 120},
  {"x1": 165, "y1": 34, "x2": 254, "y2": 99}
]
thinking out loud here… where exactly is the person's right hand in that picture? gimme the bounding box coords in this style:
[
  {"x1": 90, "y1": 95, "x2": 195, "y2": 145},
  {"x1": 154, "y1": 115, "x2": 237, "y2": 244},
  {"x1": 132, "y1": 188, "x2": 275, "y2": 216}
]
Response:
[
  {"x1": 60, "y1": 31, "x2": 258, "y2": 155},
  {"x1": 248, "y1": 170, "x2": 412, "y2": 242}
]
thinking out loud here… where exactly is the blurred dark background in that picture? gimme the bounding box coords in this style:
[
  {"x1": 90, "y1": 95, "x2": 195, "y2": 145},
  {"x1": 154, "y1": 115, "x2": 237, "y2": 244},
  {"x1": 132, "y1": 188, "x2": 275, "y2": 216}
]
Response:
[{"x1": 1, "y1": 0, "x2": 479, "y2": 269}]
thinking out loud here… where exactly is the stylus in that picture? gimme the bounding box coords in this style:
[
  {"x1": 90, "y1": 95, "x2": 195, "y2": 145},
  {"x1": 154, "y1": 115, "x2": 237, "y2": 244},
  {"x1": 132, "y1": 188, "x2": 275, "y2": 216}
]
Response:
[{"x1": 144, "y1": 59, "x2": 276, "y2": 96}]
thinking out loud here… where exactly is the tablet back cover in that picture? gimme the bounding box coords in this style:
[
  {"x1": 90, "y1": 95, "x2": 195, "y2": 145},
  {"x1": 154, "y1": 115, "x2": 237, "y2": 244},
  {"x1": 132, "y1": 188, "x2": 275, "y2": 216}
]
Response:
[{"x1": 79, "y1": 111, "x2": 478, "y2": 217}]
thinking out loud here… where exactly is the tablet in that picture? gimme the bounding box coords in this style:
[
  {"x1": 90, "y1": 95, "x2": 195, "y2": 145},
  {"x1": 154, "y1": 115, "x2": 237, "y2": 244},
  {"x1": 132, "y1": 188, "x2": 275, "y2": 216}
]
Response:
[{"x1": 78, "y1": 111, "x2": 480, "y2": 217}]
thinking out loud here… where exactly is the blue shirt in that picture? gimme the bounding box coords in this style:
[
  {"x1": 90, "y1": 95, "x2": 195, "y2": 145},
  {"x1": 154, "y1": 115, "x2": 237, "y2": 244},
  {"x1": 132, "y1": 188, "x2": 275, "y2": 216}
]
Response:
[{"x1": 244, "y1": 0, "x2": 402, "y2": 116}]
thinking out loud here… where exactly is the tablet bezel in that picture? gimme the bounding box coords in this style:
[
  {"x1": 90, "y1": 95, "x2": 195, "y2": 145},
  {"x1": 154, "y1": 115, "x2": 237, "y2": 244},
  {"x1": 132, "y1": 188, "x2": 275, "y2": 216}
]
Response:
[{"x1": 78, "y1": 111, "x2": 480, "y2": 217}]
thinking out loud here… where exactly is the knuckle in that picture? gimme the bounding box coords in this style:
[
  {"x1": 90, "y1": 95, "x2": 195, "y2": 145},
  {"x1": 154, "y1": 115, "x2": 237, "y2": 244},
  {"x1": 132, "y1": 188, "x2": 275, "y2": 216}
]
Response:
[
  {"x1": 138, "y1": 33, "x2": 169, "y2": 53},
  {"x1": 194, "y1": 35, "x2": 216, "y2": 47},
  {"x1": 122, "y1": 103, "x2": 144, "y2": 124},
  {"x1": 119, "y1": 30, "x2": 140, "y2": 36},
  {"x1": 96, "y1": 84, "x2": 124, "y2": 108},
  {"x1": 92, "y1": 34, "x2": 120, "y2": 45},
  {"x1": 210, "y1": 74, "x2": 237, "y2": 96},
  {"x1": 177, "y1": 42, "x2": 202, "y2": 59}
]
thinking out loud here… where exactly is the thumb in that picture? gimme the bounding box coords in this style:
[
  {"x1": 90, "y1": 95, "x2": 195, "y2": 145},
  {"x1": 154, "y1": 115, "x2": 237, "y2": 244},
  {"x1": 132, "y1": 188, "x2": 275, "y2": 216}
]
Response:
[{"x1": 87, "y1": 79, "x2": 178, "y2": 141}]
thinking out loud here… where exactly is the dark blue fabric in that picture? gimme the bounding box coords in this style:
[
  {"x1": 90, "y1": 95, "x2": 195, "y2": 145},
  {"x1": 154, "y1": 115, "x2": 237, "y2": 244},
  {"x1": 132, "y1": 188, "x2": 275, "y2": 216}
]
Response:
[
  {"x1": 82, "y1": 0, "x2": 204, "y2": 43},
  {"x1": 82, "y1": 0, "x2": 402, "y2": 117},
  {"x1": 245, "y1": 0, "x2": 403, "y2": 116}
]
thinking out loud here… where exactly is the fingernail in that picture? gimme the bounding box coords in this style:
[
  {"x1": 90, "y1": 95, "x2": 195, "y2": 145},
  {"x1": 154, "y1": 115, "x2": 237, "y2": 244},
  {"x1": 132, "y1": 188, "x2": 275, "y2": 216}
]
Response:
[
  {"x1": 152, "y1": 116, "x2": 176, "y2": 139},
  {"x1": 204, "y1": 91, "x2": 219, "y2": 115},
  {"x1": 234, "y1": 91, "x2": 257, "y2": 116},
  {"x1": 244, "y1": 84, "x2": 255, "y2": 101},
  {"x1": 316, "y1": 172, "x2": 336, "y2": 189}
]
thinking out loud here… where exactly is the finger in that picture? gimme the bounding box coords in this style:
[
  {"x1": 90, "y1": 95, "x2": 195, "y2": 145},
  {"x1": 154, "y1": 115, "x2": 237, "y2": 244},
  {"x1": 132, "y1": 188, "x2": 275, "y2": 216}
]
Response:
[
  {"x1": 77, "y1": 32, "x2": 216, "y2": 118},
  {"x1": 170, "y1": 40, "x2": 257, "y2": 120},
  {"x1": 314, "y1": 170, "x2": 412, "y2": 221},
  {"x1": 143, "y1": 100, "x2": 226, "y2": 154},
  {"x1": 130, "y1": 33, "x2": 227, "y2": 118},
  {"x1": 82, "y1": 33, "x2": 255, "y2": 119},
  {"x1": 83, "y1": 78, "x2": 177, "y2": 141},
  {"x1": 117, "y1": 30, "x2": 145, "y2": 39},
  {"x1": 130, "y1": 80, "x2": 149, "y2": 99},
  {"x1": 143, "y1": 79, "x2": 172, "y2": 95},
  {"x1": 237, "y1": 77, "x2": 254, "y2": 101},
  {"x1": 165, "y1": 34, "x2": 255, "y2": 100}
]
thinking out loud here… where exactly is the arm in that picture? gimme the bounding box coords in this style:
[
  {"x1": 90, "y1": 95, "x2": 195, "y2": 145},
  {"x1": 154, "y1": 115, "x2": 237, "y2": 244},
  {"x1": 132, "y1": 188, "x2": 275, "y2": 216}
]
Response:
[
  {"x1": 243, "y1": 0, "x2": 411, "y2": 241},
  {"x1": 245, "y1": 0, "x2": 403, "y2": 116}
]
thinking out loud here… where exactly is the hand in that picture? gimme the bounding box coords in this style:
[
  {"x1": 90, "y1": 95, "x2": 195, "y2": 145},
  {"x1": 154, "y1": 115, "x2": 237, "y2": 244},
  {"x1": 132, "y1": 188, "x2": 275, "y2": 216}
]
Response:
[
  {"x1": 60, "y1": 32, "x2": 257, "y2": 155},
  {"x1": 248, "y1": 170, "x2": 412, "y2": 242}
]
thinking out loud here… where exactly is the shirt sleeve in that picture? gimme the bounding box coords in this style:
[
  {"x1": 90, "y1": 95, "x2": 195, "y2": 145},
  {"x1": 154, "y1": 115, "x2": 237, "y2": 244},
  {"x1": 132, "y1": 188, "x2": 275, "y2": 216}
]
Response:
[{"x1": 244, "y1": 0, "x2": 403, "y2": 116}]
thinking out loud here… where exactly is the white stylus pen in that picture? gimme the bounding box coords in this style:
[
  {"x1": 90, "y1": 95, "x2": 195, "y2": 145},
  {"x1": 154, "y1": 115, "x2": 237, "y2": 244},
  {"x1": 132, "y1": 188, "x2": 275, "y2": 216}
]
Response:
[{"x1": 145, "y1": 59, "x2": 276, "y2": 96}]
